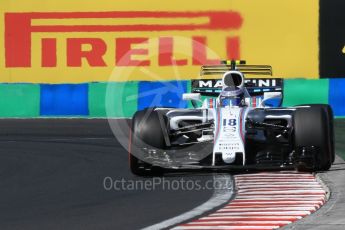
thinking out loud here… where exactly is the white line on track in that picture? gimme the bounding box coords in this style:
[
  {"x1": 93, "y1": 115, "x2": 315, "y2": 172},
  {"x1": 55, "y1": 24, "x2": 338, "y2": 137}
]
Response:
[
  {"x1": 236, "y1": 180, "x2": 316, "y2": 182},
  {"x1": 173, "y1": 226, "x2": 280, "y2": 229},
  {"x1": 236, "y1": 182, "x2": 320, "y2": 185},
  {"x1": 219, "y1": 207, "x2": 317, "y2": 211},
  {"x1": 238, "y1": 188, "x2": 324, "y2": 192},
  {"x1": 238, "y1": 183, "x2": 322, "y2": 189},
  {"x1": 235, "y1": 194, "x2": 325, "y2": 198},
  {"x1": 237, "y1": 190, "x2": 325, "y2": 195},
  {"x1": 227, "y1": 204, "x2": 320, "y2": 208},
  {"x1": 200, "y1": 216, "x2": 302, "y2": 221},
  {"x1": 209, "y1": 211, "x2": 310, "y2": 216},
  {"x1": 188, "y1": 220, "x2": 292, "y2": 224},
  {"x1": 230, "y1": 200, "x2": 323, "y2": 204}
]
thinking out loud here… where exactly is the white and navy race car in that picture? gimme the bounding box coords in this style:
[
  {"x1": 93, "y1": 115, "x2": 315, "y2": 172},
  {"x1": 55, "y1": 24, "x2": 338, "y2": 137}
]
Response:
[{"x1": 129, "y1": 60, "x2": 334, "y2": 176}]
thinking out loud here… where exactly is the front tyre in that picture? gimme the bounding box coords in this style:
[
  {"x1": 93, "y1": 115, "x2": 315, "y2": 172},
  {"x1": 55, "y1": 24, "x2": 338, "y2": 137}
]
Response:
[
  {"x1": 129, "y1": 108, "x2": 166, "y2": 176},
  {"x1": 293, "y1": 107, "x2": 332, "y2": 171},
  {"x1": 298, "y1": 104, "x2": 335, "y2": 163}
]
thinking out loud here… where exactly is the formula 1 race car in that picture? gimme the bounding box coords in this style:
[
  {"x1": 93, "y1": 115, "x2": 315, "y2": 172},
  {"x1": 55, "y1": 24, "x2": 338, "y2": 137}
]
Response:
[{"x1": 129, "y1": 60, "x2": 334, "y2": 176}]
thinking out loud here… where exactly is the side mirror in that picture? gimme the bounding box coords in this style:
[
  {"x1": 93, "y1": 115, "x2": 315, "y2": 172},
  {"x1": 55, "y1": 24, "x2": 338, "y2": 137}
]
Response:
[
  {"x1": 183, "y1": 93, "x2": 201, "y2": 108},
  {"x1": 260, "y1": 92, "x2": 282, "y2": 107},
  {"x1": 182, "y1": 93, "x2": 201, "y2": 102}
]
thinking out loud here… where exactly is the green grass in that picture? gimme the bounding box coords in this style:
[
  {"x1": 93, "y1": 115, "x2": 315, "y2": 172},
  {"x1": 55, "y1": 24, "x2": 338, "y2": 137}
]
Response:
[{"x1": 335, "y1": 119, "x2": 345, "y2": 160}]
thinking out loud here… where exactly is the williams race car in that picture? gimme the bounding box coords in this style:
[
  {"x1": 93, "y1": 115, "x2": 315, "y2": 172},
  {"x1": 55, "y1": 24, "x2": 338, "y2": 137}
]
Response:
[{"x1": 129, "y1": 60, "x2": 334, "y2": 176}]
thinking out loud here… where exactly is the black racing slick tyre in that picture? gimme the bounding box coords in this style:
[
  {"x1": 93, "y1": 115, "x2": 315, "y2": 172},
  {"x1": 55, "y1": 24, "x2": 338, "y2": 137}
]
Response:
[
  {"x1": 293, "y1": 107, "x2": 332, "y2": 171},
  {"x1": 129, "y1": 108, "x2": 166, "y2": 176},
  {"x1": 298, "y1": 104, "x2": 335, "y2": 163}
]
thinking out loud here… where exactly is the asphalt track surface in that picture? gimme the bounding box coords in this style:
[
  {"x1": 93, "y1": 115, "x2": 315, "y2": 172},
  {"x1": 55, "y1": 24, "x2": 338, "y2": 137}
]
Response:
[
  {"x1": 0, "y1": 119, "x2": 220, "y2": 230},
  {"x1": 1, "y1": 119, "x2": 345, "y2": 230}
]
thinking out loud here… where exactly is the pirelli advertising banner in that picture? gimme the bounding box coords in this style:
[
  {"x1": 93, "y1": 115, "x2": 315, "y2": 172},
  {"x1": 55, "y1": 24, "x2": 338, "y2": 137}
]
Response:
[{"x1": 0, "y1": 0, "x2": 319, "y2": 83}]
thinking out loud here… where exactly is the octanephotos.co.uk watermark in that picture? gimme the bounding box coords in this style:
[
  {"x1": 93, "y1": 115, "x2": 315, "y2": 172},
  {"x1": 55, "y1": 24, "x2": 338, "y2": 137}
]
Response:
[{"x1": 103, "y1": 176, "x2": 233, "y2": 191}]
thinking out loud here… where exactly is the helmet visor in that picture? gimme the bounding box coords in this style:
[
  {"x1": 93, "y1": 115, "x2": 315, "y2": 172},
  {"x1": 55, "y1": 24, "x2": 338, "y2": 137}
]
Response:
[{"x1": 220, "y1": 96, "x2": 242, "y2": 107}]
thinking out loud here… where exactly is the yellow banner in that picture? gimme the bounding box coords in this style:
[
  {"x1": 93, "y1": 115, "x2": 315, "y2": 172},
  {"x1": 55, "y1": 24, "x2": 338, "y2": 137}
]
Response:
[{"x1": 0, "y1": 0, "x2": 318, "y2": 83}]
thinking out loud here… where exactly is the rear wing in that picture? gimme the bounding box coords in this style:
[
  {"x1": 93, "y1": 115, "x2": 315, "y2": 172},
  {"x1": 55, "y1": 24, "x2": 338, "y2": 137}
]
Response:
[
  {"x1": 201, "y1": 64, "x2": 273, "y2": 76},
  {"x1": 193, "y1": 60, "x2": 283, "y2": 98}
]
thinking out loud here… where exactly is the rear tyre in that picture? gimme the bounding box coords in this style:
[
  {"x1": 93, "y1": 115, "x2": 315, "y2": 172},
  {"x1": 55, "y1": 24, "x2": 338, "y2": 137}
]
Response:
[
  {"x1": 293, "y1": 107, "x2": 332, "y2": 171},
  {"x1": 129, "y1": 108, "x2": 166, "y2": 176}
]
